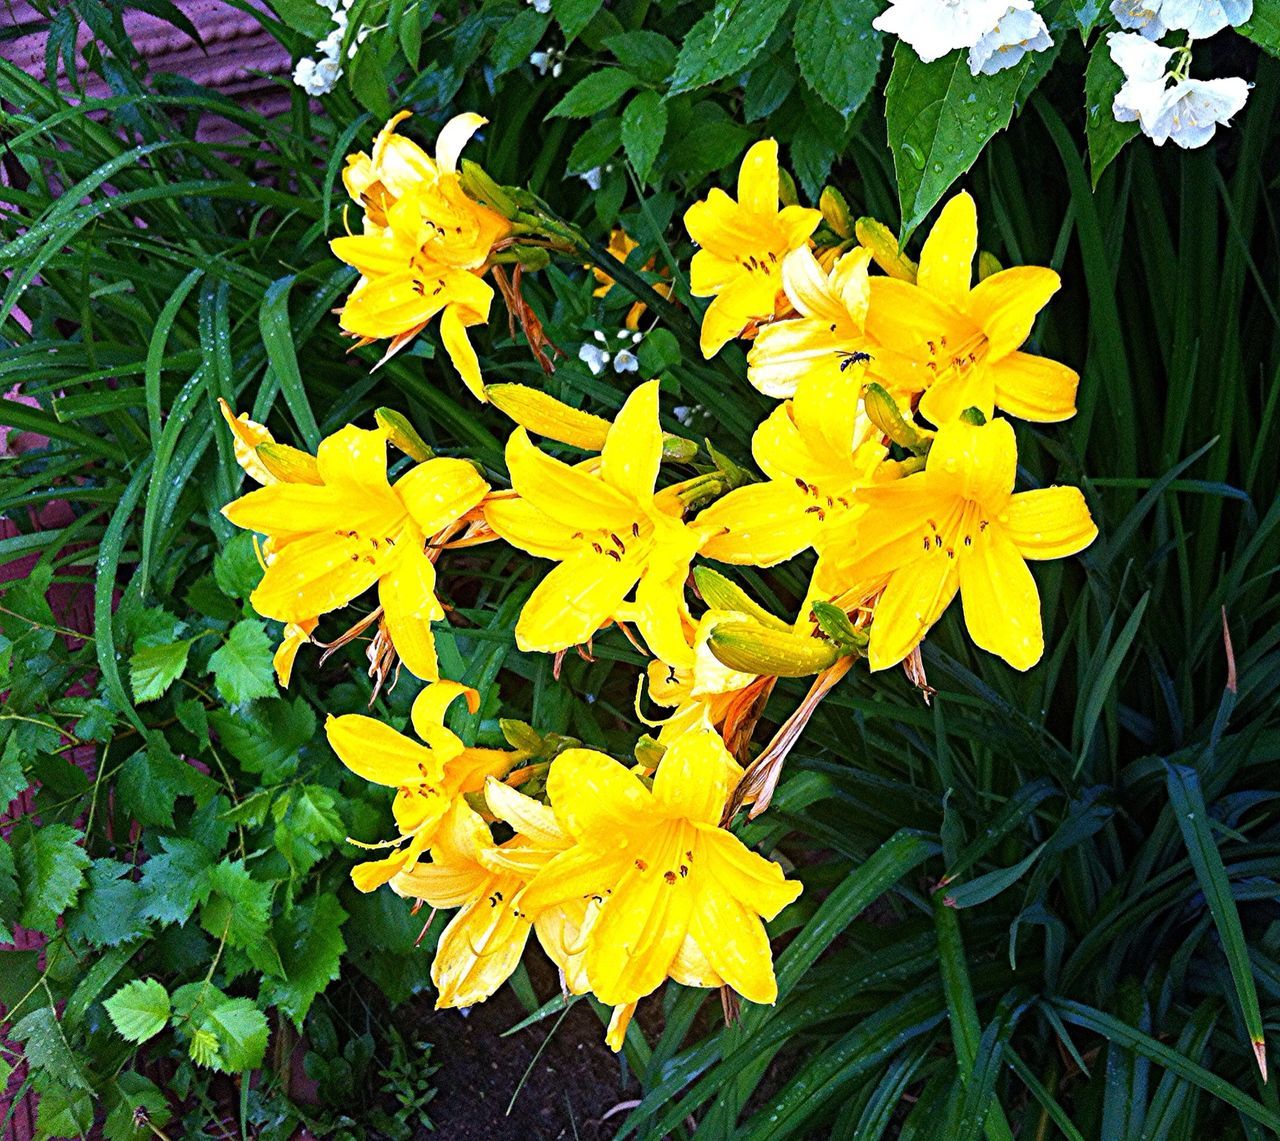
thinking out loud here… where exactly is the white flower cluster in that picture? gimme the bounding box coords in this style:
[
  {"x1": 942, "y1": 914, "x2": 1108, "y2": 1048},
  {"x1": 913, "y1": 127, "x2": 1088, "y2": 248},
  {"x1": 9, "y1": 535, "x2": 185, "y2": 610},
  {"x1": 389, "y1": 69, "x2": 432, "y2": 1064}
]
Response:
[
  {"x1": 292, "y1": 0, "x2": 369, "y2": 98},
  {"x1": 1107, "y1": 0, "x2": 1252, "y2": 149},
  {"x1": 872, "y1": 0, "x2": 1053, "y2": 75},
  {"x1": 579, "y1": 329, "x2": 643, "y2": 376}
]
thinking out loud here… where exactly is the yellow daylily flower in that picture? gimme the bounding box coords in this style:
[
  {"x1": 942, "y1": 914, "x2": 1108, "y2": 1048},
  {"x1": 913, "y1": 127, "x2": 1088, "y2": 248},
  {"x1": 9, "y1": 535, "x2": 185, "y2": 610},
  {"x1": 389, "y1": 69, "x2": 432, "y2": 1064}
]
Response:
[
  {"x1": 863, "y1": 192, "x2": 1078, "y2": 427},
  {"x1": 516, "y1": 721, "x2": 801, "y2": 1016},
  {"x1": 483, "y1": 379, "x2": 707, "y2": 668},
  {"x1": 272, "y1": 618, "x2": 317, "y2": 688},
  {"x1": 326, "y1": 682, "x2": 518, "y2": 891},
  {"x1": 695, "y1": 367, "x2": 889, "y2": 567},
  {"x1": 222, "y1": 423, "x2": 489, "y2": 680},
  {"x1": 332, "y1": 112, "x2": 513, "y2": 396},
  {"x1": 814, "y1": 418, "x2": 1098, "y2": 672},
  {"x1": 746, "y1": 246, "x2": 876, "y2": 399},
  {"x1": 683, "y1": 139, "x2": 821, "y2": 358},
  {"x1": 591, "y1": 227, "x2": 674, "y2": 330}
]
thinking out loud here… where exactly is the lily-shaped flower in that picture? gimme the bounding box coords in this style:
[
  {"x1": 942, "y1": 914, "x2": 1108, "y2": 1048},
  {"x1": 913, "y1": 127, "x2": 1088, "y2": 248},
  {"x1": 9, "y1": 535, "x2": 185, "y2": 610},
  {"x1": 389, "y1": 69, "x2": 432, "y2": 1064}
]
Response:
[
  {"x1": 863, "y1": 192, "x2": 1078, "y2": 427},
  {"x1": 683, "y1": 139, "x2": 821, "y2": 359},
  {"x1": 516, "y1": 721, "x2": 802, "y2": 1013},
  {"x1": 332, "y1": 112, "x2": 512, "y2": 395},
  {"x1": 695, "y1": 367, "x2": 889, "y2": 567},
  {"x1": 222, "y1": 423, "x2": 489, "y2": 680},
  {"x1": 326, "y1": 682, "x2": 519, "y2": 891},
  {"x1": 814, "y1": 418, "x2": 1097, "y2": 671},
  {"x1": 484, "y1": 379, "x2": 706, "y2": 668},
  {"x1": 746, "y1": 246, "x2": 876, "y2": 399}
]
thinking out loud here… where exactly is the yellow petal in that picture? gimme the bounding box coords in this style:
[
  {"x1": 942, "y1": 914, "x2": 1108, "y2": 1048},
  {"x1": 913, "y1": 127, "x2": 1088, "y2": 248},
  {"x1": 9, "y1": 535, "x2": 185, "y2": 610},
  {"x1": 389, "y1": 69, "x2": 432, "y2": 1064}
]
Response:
[
  {"x1": 273, "y1": 619, "x2": 316, "y2": 687},
  {"x1": 747, "y1": 316, "x2": 847, "y2": 400},
  {"x1": 432, "y1": 894, "x2": 531, "y2": 1008},
  {"x1": 737, "y1": 138, "x2": 779, "y2": 215},
  {"x1": 990, "y1": 351, "x2": 1079, "y2": 423},
  {"x1": 651, "y1": 725, "x2": 736, "y2": 825},
  {"x1": 392, "y1": 857, "x2": 488, "y2": 909},
  {"x1": 515, "y1": 550, "x2": 641, "y2": 652},
  {"x1": 917, "y1": 192, "x2": 977, "y2": 307},
  {"x1": 684, "y1": 190, "x2": 746, "y2": 265},
  {"x1": 218, "y1": 400, "x2": 276, "y2": 485},
  {"x1": 668, "y1": 934, "x2": 724, "y2": 989},
  {"x1": 329, "y1": 231, "x2": 413, "y2": 279},
  {"x1": 439, "y1": 303, "x2": 485, "y2": 401},
  {"x1": 325, "y1": 713, "x2": 443, "y2": 787},
  {"x1": 483, "y1": 495, "x2": 579, "y2": 559},
  {"x1": 222, "y1": 481, "x2": 392, "y2": 540},
  {"x1": 966, "y1": 266, "x2": 1060, "y2": 360},
  {"x1": 249, "y1": 529, "x2": 389, "y2": 622},
  {"x1": 338, "y1": 272, "x2": 440, "y2": 340},
  {"x1": 601, "y1": 379, "x2": 663, "y2": 502},
  {"x1": 517, "y1": 845, "x2": 625, "y2": 916},
  {"x1": 534, "y1": 898, "x2": 599, "y2": 994},
  {"x1": 546, "y1": 748, "x2": 652, "y2": 844},
  {"x1": 605, "y1": 1002, "x2": 638, "y2": 1052},
  {"x1": 830, "y1": 247, "x2": 873, "y2": 321},
  {"x1": 393, "y1": 456, "x2": 489, "y2": 535},
  {"x1": 776, "y1": 204, "x2": 822, "y2": 250},
  {"x1": 694, "y1": 825, "x2": 802, "y2": 919},
  {"x1": 352, "y1": 847, "x2": 418, "y2": 893},
  {"x1": 699, "y1": 272, "x2": 780, "y2": 359},
  {"x1": 316, "y1": 424, "x2": 390, "y2": 488},
  {"x1": 377, "y1": 541, "x2": 443, "y2": 681},
  {"x1": 435, "y1": 111, "x2": 486, "y2": 174},
  {"x1": 867, "y1": 550, "x2": 960, "y2": 671},
  {"x1": 410, "y1": 680, "x2": 478, "y2": 750},
  {"x1": 926, "y1": 418, "x2": 1016, "y2": 509},
  {"x1": 629, "y1": 525, "x2": 701, "y2": 668},
  {"x1": 696, "y1": 481, "x2": 818, "y2": 567},
  {"x1": 917, "y1": 364, "x2": 997, "y2": 428},
  {"x1": 485, "y1": 779, "x2": 565, "y2": 848},
  {"x1": 864, "y1": 277, "x2": 969, "y2": 368},
  {"x1": 1003, "y1": 487, "x2": 1097, "y2": 560},
  {"x1": 790, "y1": 366, "x2": 877, "y2": 473},
  {"x1": 688, "y1": 883, "x2": 778, "y2": 1005},
  {"x1": 371, "y1": 112, "x2": 439, "y2": 198},
  {"x1": 688, "y1": 246, "x2": 742, "y2": 296},
  {"x1": 959, "y1": 525, "x2": 1043, "y2": 670},
  {"x1": 504, "y1": 428, "x2": 636, "y2": 531},
  {"x1": 779, "y1": 245, "x2": 848, "y2": 327}
]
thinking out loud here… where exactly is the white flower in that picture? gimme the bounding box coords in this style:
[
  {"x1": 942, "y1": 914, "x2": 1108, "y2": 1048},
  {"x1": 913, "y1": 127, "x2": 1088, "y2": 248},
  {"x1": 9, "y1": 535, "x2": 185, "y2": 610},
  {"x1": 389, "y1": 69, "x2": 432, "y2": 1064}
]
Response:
[
  {"x1": 872, "y1": 0, "x2": 1023, "y2": 63},
  {"x1": 579, "y1": 343, "x2": 611, "y2": 375},
  {"x1": 318, "y1": 27, "x2": 343, "y2": 59},
  {"x1": 527, "y1": 0, "x2": 552, "y2": 11},
  {"x1": 1156, "y1": 0, "x2": 1252, "y2": 38},
  {"x1": 1141, "y1": 77, "x2": 1251, "y2": 147},
  {"x1": 317, "y1": 0, "x2": 342, "y2": 11},
  {"x1": 1108, "y1": 30, "x2": 1174, "y2": 83},
  {"x1": 292, "y1": 55, "x2": 341, "y2": 96},
  {"x1": 580, "y1": 166, "x2": 603, "y2": 190},
  {"x1": 967, "y1": 6, "x2": 1052, "y2": 75},
  {"x1": 529, "y1": 50, "x2": 553, "y2": 74},
  {"x1": 613, "y1": 349, "x2": 639, "y2": 373},
  {"x1": 1110, "y1": 0, "x2": 1167, "y2": 38}
]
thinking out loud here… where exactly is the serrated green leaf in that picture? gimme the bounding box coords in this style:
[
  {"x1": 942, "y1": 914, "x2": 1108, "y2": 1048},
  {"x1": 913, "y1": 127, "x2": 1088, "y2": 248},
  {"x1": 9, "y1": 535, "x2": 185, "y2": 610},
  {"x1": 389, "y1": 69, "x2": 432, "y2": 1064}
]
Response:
[
  {"x1": 793, "y1": 0, "x2": 882, "y2": 118},
  {"x1": 104, "y1": 1072, "x2": 172, "y2": 1140},
  {"x1": 209, "y1": 696, "x2": 315, "y2": 783},
  {"x1": 603, "y1": 29, "x2": 676, "y2": 84},
  {"x1": 621, "y1": 89, "x2": 667, "y2": 183},
  {"x1": 1238, "y1": 6, "x2": 1280, "y2": 56},
  {"x1": 117, "y1": 734, "x2": 200, "y2": 829},
  {"x1": 104, "y1": 978, "x2": 171, "y2": 1044},
  {"x1": 140, "y1": 835, "x2": 213, "y2": 926},
  {"x1": 1085, "y1": 41, "x2": 1137, "y2": 187},
  {"x1": 260, "y1": 894, "x2": 347, "y2": 1028},
  {"x1": 0, "y1": 735, "x2": 28, "y2": 806},
  {"x1": 213, "y1": 531, "x2": 263, "y2": 601},
  {"x1": 11, "y1": 1006, "x2": 92, "y2": 1089},
  {"x1": 885, "y1": 43, "x2": 1031, "y2": 236},
  {"x1": 0, "y1": 837, "x2": 18, "y2": 943},
  {"x1": 67, "y1": 858, "x2": 150, "y2": 947},
  {"x1": 669, "y1": 0, "x2": 788, "y2": 95},
  {"x1": 491, "y1": 8, "x2": 549, "y2": 75},
  {"x1": 551, "y1": 0, "x2": 605, "y2": 43},
  {"x1": 272, "y1": 783, "x2": 346, "y2": 877},
  {"x1": 128, "y1": 638, "x2": 193, "y2": 703},
  {"x1": 567, "y1": 117, "x2": 622, "y2": 173},
  {"x1": 209, "y1": 620, "x2": 277, "y2": 704},
  {"x1": 547, "y1": 68, "x2": 638, "y2": 118},
  {"x1": 17, "y1": 823, "x2": 91, "y2": 934},
  {"x1": 204, "y1": 997, "x2": 270, "y2": 1072},
  {"x1": 199, "y1": 859, "x2": 283, "y2": 976}
]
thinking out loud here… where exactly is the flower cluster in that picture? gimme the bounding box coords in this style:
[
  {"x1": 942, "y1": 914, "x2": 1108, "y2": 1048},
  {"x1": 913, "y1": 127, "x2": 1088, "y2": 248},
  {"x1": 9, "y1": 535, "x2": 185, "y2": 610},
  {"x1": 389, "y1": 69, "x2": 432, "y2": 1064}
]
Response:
[
  {"x1": 221, "y1": 119, "x2": 1099, "y2": 1050},
  {"x1": 872, "y1": 0, "x2": 1053, "y2": 75},
  {"x1": 291, "y1": 0, "x2": 367, "y2": 97}
]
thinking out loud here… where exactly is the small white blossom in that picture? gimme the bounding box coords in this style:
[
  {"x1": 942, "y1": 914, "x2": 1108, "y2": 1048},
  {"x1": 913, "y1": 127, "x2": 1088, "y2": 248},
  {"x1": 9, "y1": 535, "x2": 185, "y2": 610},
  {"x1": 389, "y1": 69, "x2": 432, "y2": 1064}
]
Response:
[
  {"x1": 529, "y1": 50, "x2": 553, "y2": 74},
  {"x1": 967, "y1": 6, "x2": 1052, "y2": 75},
  {"x1": 1108, "y1": 31, "x2": 1174, "y2": 83},
  {"x1": 293, "y1": 55, "x2": 342, "y2": 96},
  {"x1": 1156, "y1": 0, "x2": 1252, "y2": 38},
  {"x1": 872, "y1": 0, "x2": 1022, "y2": 63},
  {"x1": 1141, "y1": 77, "x2": 1251, "y2": 147},
  {"x1": 613, "y1": 349, "x2": 639, "y2": 373},
  {"x1": 631, "y1": 331, "x2": 643, "y2": 344},
  {"x1": 1110, "y1": 0, "x2": 1167, "y2": 38},
  {"x1": 580, "y1": 167, "x2": 603, "y2": 190},
  {"x1": 347, "y1": 26, "x2": 371, "y2": 60},
  {"x1": 527, "y1": 0, "x2": 552, "y2": 11},
  {"x1": 579, "y1": 343, "x2": 611, "y2": 375},
  {"x1": 318, "y1": 0, "x2": 342, "y2": 11}
]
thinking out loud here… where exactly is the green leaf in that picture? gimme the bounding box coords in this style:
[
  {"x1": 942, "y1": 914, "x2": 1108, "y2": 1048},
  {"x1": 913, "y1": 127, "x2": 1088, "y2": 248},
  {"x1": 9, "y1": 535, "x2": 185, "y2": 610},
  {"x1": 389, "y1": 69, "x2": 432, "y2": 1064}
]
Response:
[
  {"x1": 128, "y1": 638, "x2": 193, "y2": 703},
  {"x1": 11, "y1": 1006, "x2": 92, "y2": 1089},
  {"x1": 941, "y1": 843, "x2": 1047, "y2": 909},
  {"x1": 621, "y1": 89, "x2": 668, "y2": 183},
  {"x1": 209, "y1": 696, "x2": 315, "y2": 783},
  {"x1": 0, "y1": 735, "x2": 29, "y2": 806},
  {"x1": 1084, "y1": 41, "x2": 1137, "y2": 188},
  {"x1": 271, "y1": 783, "x2": 346, "y2": 877},
  {"x1": 67, "y1": 859, "x2": 150, "y2": 947},
  {"x1": 199, "y1": 859, "x2": 283, "y2": 976},
  {"x1": 669, "y1": 0, "x2": 789, "y2": 95},
  {"x1": 34, "y1": 1083, "x2": 95, "y2": 1138},
  {"x1": 603, "y1": 29, "x2": 676, "y2": 84},
  {"x1": 16, "y1": 823, "x2": 91, "y2": 935},
  {"x1": 567, "y1": 117, "x2": 622, "y2": 173},
  {"x1": 793, "y1": 0, "x2": 882, "y2": 118},
  {"x1": 104, "y1": 1073, "x2": 172, "y2": 1140},
  {"x1": 204, "y1": 996, "x2": 270, "y2": 1072},
  {"x1": 266, "y1": 0, "x2": 330, "y2": 37},
  {"x1": 1238, "y1": 6, "x2": 1280, "y2": 57},
  {"x1": 552, "y1": 0, "x2": 605, "y2": 43},
  {"x1": 104, "y1": 978, "x2": 171, "y2": 1044},
  {"x1": 260, "y1": 894, "x2": 347, "y2": 1029},
  {"x1": 491, "y1": 9, "x2": 550, "y2": 75},
  {"x1": 547, "y1": 68, "x2": 638, "y2": 118},
  {"x1": 1166, "y1": 764, "x2": 1267, "y2": 1077},
  {"x1": 140, "y1": 836, "x2": 213, "y2": 926},
  {"x1": 0, "y1": 838, "x2": 18, "y2": 943},
  {"x1": 213, "y1": 531, "x2": 263, "y2": 601},
  {"x1": 884, "y1": 42, "x2": 1031, "y2": 235},
  {"x1": 117, "y1": 734, "x2": 199, "y2": 829},
  {"x1": 209, "y1": 620, "x2": 277, "y2": 704}
]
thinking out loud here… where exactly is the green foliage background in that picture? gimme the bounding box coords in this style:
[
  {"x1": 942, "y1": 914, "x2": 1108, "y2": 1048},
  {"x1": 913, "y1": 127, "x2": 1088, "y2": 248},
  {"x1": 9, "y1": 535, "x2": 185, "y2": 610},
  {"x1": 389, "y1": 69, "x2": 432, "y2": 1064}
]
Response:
[{"x1": 3, "y1": 0, "x2": 1280, "y2": 1137}]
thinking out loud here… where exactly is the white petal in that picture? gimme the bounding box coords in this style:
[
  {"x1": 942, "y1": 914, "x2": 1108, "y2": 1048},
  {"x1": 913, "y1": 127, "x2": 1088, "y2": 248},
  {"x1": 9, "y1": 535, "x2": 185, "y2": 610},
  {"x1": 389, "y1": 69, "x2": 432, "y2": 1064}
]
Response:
[
  {"x1": 435, "y1": 113, "x2": 487, "y2": 174},
  {"x1": 1107, "y1": 31, "x2": 1174, "y2": 83}
]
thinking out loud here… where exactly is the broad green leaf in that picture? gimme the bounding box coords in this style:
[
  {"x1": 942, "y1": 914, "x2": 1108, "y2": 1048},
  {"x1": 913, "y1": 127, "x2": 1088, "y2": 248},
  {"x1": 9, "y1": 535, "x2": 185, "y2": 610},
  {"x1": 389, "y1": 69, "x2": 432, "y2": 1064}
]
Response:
[
  {"x1": 668, "y1": 0, "x2": 788, "y2": 95},
  {"x1": 621, "y1": 89, "x2": 668, "y2": 183},
  {"x1": 260, "y1": 894, "x2": 348, "y2": 1028},
  {"x1": 11, "y1": 1006, "x2": 92, "y2": 1089},
  {"x1": 104, "y1": 978, "x2": 171, "y2": 1044},
  {"x1": 0, "y1": 735, "x2": 28, "y2": 806},
  {"x1": 793, "y1": 0, "x2": 882, "y2": 118},
  {"x1": 567, "y1": 117, "x2": 622, "y2": 173},
  {"x1": 552, "y1": 0, "x2": 605, "y2": 43},
  {"x1": 265, "y1": 0, "x2": 330, "y2": 37},
  {"x1": 16, "y1": 823, "x2": 91, "y2": 934},
  {"x1": 603, "y1": 29, "x2": 676, "y2": 83},
  {"x1": 1239, "y1": 7, "x2": 1280, "y2": 56},
  {"x1": 208, "y1": 620, "x2": 277, "y2": 704},
  {"x1": 491, "y1": 9, "x2": 550, "y2": 76},
  {"x1": 139, "y1": 836, "x2": 213, "y2": 926},
  {"x1": 1084, "y1": 41, "x2": 1137, "y2": 187},
  {"x1": 884, "y1": 43, "x2": 1032, "y2": 235},
  {"x1": 128, "y1": 638, "x2": 193, "y2": 703},
  {"x1": 204, "y1": 996, "x2": 270, "y2": 1072},
  {"x1": 547, "y1": 69, "x2": 638, "y2": 119},
  {"x1": 67, "y1": 859, "x2": 150, "y2": 947}
]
